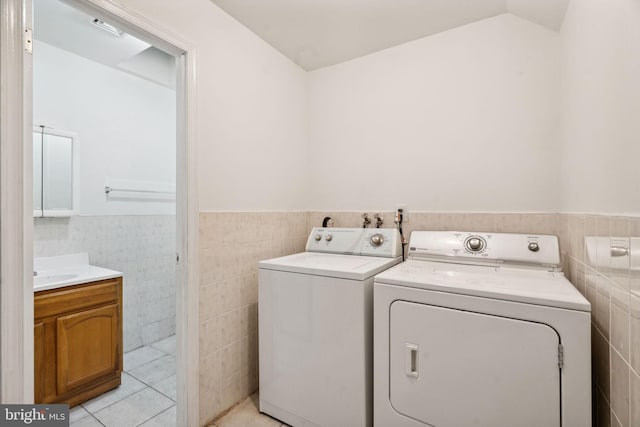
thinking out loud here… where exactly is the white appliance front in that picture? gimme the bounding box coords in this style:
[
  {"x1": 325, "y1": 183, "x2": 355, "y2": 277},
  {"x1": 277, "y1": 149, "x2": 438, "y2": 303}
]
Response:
[
  {"x1": 373, "y1": 231, "x2": 591, "y2": 427},
  {"x1": 259, "y1": 269, "x2": 374, "y2": 427},
  {"x1": 374, "y1": 280, "x2": 591, "y2": 427},
  {"x1": 259, "y1": 227, "x2": 402, "y2": 427},
  {"x1": 390, "y1": 301, "x2": 560, "y2": 427}
]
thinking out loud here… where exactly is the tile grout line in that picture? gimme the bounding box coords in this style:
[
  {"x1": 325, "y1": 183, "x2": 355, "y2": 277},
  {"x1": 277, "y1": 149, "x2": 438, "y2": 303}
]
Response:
[
  {"x1": 125, "y1": 351, "x2": 176, "y2": 401},
  {"x1": 82, "y1": 376, "x2": 146, "y2": 415},
  {"x1": 88, "y1": 387, "x2": 172, "y2": 426},
  {"x1": 86, "y1": 411, "x2": 106, "y2": 427},
  {"x1": 70, "y1": 406, "x2": 92, "y2": 425},
  {"x1": 564, "y1": 249, "x2": 635, "y2": 427},
  {"x1": 123, "y1": 350, "x2": 176, "y2": 390},
  {"x1": 125, "y1": 353, "x2": 174, "y2": 379},
  {"x1": 611, "y1": 407, "x2": 624, "y2": 427},
  {"x1": 128, "y1": 375, "x2": 177, "y2": 403},
  {"x1": 86, "y1": 387, "x2": 150, "y2": 418},
  {"x1": 135, "y1": 404, "x2": 176, "y2": 427},
  {"x1": 609, "y1": 342, "x2": 633, "y2": 427},
  {"x1": 81, "y1": 341, "x2": 174, "y2": 419},
  {"x1": 124, "y1": 350, "x2": 170, "y2": 373}
]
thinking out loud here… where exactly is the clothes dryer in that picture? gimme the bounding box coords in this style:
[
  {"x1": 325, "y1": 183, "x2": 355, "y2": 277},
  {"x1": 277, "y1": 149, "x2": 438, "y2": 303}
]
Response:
[{"x1": 373, "y1": 231, "x2": 591, "y2": 427}]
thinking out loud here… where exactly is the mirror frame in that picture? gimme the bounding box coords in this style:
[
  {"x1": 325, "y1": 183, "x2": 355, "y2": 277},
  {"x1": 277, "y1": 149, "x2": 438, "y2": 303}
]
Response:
[{"x1": 32, "y1": 125, "x2": 79, "y2": 217}]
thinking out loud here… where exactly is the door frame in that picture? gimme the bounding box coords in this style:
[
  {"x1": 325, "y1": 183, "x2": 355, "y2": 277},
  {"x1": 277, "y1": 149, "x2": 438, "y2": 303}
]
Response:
[
  {"x1": 0, "y1": 0, "x2": 200, "y2": 425},
  {"x1": 0, "y1": 0, "x2": 34, "y2": 404}
]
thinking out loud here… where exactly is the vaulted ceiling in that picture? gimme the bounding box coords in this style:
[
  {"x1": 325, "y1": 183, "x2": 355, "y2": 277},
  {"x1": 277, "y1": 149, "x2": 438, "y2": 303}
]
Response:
[{"x1": 210, "y1": 0, "x2": 570, "y2": 70}]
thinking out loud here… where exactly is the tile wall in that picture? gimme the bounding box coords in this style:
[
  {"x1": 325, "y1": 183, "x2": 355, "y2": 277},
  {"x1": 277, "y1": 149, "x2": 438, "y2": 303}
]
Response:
[
  {"x1": 559, "y1": 214, "x2": 640, "y2": 427},
  {"x1": 198, "y1": 211, "x2": 640, "y2": 427},
  {"x1": 198, "y1": 212, "x2": 309, "y2": 425},
  {"x1": 34, "y1": 215, "x2": 176, "y2": 352},
  {"x1": 309, "y1": 211, "x2": 559, "y2": 236}
]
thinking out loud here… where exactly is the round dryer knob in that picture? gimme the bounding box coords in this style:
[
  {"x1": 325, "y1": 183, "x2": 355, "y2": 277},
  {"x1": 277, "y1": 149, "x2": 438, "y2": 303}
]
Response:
[
  {"x1": 315, "y1": 234, "x2": 322, "y2": 241},
  {"x1": 528, "y1": 242, "x2": 540, "y2": 252},
  {"x1": 370, "y1": 234, "x2": 384, "y2": 247},
  {"x1": 465, "y1": 237, "x2": 485, "y2": 252},
  {"x1": 325, "y1": 234, "x2": 333, "y2": 242}
]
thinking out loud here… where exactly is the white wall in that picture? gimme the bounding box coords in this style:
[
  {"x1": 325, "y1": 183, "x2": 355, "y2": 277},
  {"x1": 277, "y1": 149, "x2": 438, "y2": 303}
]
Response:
[
  {"x1": 560, "y1": 0, "x2": 640, "y2": 215},
  {"x1": 308, "y1": 14, "x2": 562, "y2": 213},
  {"x1": 34, "y1": 40, "x2": 176, "y2": 215},
  {"x1": 34, "y1": 40, "x2": 178, "y2": 352},
  {"x1": 121, "y1": 0, "x2": 309, "y2": 212}
]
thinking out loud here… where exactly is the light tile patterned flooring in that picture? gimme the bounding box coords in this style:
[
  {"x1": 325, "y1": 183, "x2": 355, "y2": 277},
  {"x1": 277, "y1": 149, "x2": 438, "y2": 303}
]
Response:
[
  {"x1": 70, "y1": 335, "x2": 177, "y2": 427},
  {"x1": 209, "y1": 394, "x2": 289, "y2": 427}
]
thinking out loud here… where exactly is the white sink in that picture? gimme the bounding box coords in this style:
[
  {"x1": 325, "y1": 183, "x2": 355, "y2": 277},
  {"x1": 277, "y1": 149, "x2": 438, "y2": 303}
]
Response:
[{"x1": 33, "y1": 253, "x2": 122, "y2": 292}]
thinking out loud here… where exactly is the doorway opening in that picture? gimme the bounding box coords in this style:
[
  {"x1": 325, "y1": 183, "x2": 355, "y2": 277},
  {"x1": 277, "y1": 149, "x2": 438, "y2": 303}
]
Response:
[
  {"x1": 0, "y1": 0, "x2": 200, "y2": 424},
  {"x1": 33, "y1": 0, "x2": 177, "y2": 423}
]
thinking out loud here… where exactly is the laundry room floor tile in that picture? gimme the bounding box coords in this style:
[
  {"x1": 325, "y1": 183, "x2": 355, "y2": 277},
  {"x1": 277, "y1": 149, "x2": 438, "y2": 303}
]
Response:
[
  {"x1": 138, "y1": 405, "x2": 176, "y2": 427},
  {"x1": 210, "y1": 394, "x2": 289, "y2": 427},
  {"x1": 69, "y1": 406, "x2": 90, "y2": 424},
  {"x1": 70, "y1": 415, "x2": 103, "y2": 427},
  {"x1": 81, "y1": 372, "x2": 146, "y2": 413},
  {"x1": 123, "y1": 346, "x2": 166, "y2": 371},
  {"x1": 127, "y1": 354, "x2": 176, "y2": 385},
  {"x1": 92, "y1": 387, "x2": 174, "y2": 427},
  {"x1": 151, "y1": 335, "x2": 176, "y2": 356}
]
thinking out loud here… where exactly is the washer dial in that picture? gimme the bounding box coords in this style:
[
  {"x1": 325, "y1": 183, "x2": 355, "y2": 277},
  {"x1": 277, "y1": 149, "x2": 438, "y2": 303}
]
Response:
[{"x1": 370, "y1": 233, "x2": 384, "y2": 247}]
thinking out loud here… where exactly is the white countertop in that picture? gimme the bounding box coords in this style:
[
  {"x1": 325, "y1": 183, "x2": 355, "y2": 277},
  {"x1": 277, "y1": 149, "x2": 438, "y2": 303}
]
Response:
[{"x1": 34, "y1": 253, "x2": 123, "y2": 292}]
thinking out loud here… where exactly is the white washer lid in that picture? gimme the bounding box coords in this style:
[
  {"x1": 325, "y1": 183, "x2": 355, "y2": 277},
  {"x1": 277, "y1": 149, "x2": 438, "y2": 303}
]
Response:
[
  {"x1": 375, "y1": 260, "x2": 591, "y2": 312},
  {"x1": 259, "y1": 252, "x2": 402, "y2": 281}
]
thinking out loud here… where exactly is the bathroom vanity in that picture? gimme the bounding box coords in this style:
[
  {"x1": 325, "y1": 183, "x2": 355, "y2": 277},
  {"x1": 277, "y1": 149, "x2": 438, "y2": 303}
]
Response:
[{"x1": 34, "y1": 254, "x2": 123, "y2": 406}]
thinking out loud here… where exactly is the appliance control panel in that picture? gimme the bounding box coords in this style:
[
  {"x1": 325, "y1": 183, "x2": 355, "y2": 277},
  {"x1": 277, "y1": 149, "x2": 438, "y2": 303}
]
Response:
[
  {"x1": 407, "y1": 231, "x2": 561, "y2": 268},
  {"x1": 305, "y1": 227, "x2": 402, "y2": 258}
]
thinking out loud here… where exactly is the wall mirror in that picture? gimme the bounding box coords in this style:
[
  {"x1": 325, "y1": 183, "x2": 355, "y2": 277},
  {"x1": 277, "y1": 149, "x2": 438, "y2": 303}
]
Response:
[{"x1": 33, "y1": 126, "x2": 78, "y2": 217}]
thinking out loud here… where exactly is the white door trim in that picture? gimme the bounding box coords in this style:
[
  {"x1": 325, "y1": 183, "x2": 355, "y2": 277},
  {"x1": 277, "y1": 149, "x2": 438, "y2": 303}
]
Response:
[
  {"x1": 2, "y1": 1, "x2": 200, "y2": 424},
  {"x1": 0, "y1": 0, "x2": 33, "y2": 404}
]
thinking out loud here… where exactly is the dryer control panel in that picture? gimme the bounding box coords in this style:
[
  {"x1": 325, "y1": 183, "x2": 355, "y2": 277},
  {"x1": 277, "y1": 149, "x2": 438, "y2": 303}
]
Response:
[
  {"x1": 407, "y1": 231, "x2": 561, "y2": 269},
  {"x1": 306, "y1": 227, "x2": 402, "y2": 258}
]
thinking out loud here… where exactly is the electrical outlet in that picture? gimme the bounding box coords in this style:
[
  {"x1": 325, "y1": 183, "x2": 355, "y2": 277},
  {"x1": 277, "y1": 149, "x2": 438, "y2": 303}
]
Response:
[{"x1": 396, "y1": 205, "x2": 409, "y2": 223}]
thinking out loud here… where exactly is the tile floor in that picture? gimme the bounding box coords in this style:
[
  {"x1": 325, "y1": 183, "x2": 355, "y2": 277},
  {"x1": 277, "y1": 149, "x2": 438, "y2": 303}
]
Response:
[
  {"x1": 209, "y1": 394, "x2": 288, "y2": 427},
  {"x1": 70, "y1": 335, "x2": 177, "y2": 427}
]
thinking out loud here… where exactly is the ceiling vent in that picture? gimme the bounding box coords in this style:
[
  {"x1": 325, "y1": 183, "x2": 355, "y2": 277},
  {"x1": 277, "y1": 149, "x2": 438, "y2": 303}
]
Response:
[{"x1": 91, "y1": 18, "x2": 124, "y2": 37}]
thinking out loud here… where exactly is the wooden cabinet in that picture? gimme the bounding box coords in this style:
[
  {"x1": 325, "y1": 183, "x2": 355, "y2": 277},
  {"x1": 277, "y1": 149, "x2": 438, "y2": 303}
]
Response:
[{"x1": 34, "y1": 277, "x2": 122, "y2": 407}]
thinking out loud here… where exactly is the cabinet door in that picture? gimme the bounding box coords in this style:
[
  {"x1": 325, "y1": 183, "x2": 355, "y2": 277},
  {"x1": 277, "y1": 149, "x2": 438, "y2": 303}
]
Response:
[
  {"x1": 56, "y1": 304, "x2": 121, "y2": 395},
  {"x1": 34, "y1": 322, "x2": 45, "y2": 402}
]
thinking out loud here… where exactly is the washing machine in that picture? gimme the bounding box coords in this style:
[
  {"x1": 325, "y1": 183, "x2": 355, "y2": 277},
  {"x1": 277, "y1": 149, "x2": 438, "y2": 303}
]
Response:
[
  {"x1": 373, "y1": 231, "x2": 591, "y2": 427},
  {"x1": 259, "y1": 227, "x2": 402, "y2": 427}
]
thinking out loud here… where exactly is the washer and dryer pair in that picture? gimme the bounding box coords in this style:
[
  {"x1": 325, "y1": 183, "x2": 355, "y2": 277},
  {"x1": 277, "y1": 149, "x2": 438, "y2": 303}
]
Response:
[{"x1": 259, "y1": 228, "x2": 591, "y2": 427}]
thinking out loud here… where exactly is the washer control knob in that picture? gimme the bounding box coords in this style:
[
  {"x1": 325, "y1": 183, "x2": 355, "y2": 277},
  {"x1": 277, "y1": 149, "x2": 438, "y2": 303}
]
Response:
[
  {"x1": 314, "y1": 234, "x2": 322, "y2": 241},
  {"x1": 465, "y1": 237, "x2": 485, "y2": 252},
  {"x1": 370, "y1": 233, "x2": 384, "y2": 247},
  {"x1": 528, "y1": 242, "x2": 540, "y2": 252},
  {"x1": 325, "y1": 234, "x2": 333, "y2": 242}
]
